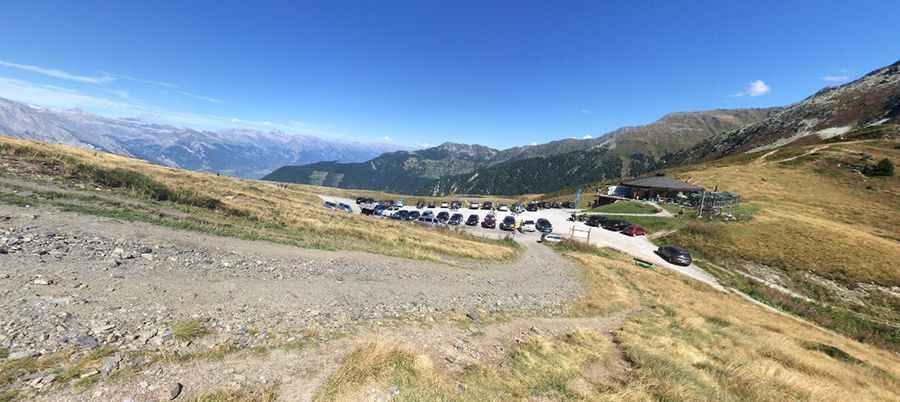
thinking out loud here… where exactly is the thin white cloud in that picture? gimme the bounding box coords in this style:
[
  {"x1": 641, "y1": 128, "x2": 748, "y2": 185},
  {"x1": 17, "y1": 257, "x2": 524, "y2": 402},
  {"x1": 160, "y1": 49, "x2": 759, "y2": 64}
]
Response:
[
  {"x1": 382, "y1": 136, "x2": 394, "y2": 142},
  {"x1": 582, "y1": 134, "x2": 593, "y2": 139},
  {"x1": 0, "y1": 76, "x2": 340, "y2": 137},
  {"x1": 530, "y1": 142, "x2": 538, "y2": 146},
  {"x1": 0, "y1": 60, "x2": 114, "y2": 84},
  {"x1": 0, "y1": 60, "x2": 221, "y2": 103},
  {"x1": 733, "y1": 80, "x2": 771, "y2": 97},
  {"x1": 821, "y1": 75, "x2": 849, "y2": 82},
  {"x1": 176, "y1": 90, "x2": 222, "y2": 103},
  {"x1": 105, "y1": 89, "x2": 131, "y2": 99},
  {"x1": 580, "y1": 109, "x2": 592, "y2": 115},
  {"x1": 0, "y1": 77, "x2": 141, "y2": 113},
  {"x1": 106, "y1": 73, "x2": 177, "y2": 88}
]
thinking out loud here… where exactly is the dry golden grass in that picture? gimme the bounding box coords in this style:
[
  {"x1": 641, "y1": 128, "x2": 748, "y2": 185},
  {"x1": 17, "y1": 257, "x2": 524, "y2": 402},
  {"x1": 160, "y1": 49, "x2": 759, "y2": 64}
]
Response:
[
  {"x1": 314, "y1": 249, "x2": 900, "y2": 401},
  {"x1": 185, "y1": 385, "x2": 278, "y2": 402},
  {"x1": 0, "y1": 135, "x2": 517, "y2": 262},
  {"x1": 669, "y1": 139, "x2": 900, "y2": 285}
]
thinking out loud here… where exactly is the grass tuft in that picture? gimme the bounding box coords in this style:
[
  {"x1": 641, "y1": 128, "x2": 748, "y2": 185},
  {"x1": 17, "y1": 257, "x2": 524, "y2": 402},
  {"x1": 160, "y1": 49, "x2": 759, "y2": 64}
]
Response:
[
  {"x1": 171, "y1": 319, "x2": 209, "y2": 342},
  {"x1": 186, "y1": 385, "x2": 278, "y2": 402}
]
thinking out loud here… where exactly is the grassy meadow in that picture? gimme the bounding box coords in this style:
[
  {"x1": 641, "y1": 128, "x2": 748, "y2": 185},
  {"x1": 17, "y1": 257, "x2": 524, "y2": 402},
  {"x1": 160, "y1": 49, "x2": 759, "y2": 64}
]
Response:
[
  {"x1": 0, "y1": 135, "x2": 518, "y2": 262},
  {"x1": 659, "y1": 138, "x2": 900, "y2": 350},
  {"x1": 313, "y1": 248, "x2": 900, "y2": 402}
]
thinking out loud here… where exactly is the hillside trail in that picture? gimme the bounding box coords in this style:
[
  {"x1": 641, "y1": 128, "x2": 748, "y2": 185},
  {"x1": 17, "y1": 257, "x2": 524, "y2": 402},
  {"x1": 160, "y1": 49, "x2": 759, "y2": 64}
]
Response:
[
  {"x1": 773, "y1": 144, "x2": 831, "y2": 163},
  {"x1": 37, "y1": 306, "x2": 640, "y2": 402},
  {"x1": 0, "y1": 203, "x2": 645, "y2": 402}
]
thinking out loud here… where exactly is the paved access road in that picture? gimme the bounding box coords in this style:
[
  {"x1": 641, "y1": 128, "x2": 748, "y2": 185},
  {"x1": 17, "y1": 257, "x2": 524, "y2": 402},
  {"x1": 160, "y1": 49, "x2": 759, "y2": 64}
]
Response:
[{"x1": 321, "y1": 195, "x2": 722, "y2": 290}]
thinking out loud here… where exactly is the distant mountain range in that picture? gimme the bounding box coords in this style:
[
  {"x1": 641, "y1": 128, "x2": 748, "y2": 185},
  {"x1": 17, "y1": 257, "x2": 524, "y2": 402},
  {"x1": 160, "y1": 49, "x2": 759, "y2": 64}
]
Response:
[
  {"x1": 0, "y1": 97, "x2": 404, "y2": 178},
  {"x1": 264, "y1": 108, "x2": 778, "y2": 195},
  {"x1": 266, "y1": 59, "x2": 900, "y2": 196}
]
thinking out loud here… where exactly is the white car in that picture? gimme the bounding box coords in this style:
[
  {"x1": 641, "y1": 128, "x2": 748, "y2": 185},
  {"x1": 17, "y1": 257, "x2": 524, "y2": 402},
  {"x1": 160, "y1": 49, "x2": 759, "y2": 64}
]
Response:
[
  {"x1": 469, "y1": 202, "x2": 480, "y2": 209},
  {"x1": 520, "y1": 220, "x2": 536, "y2": 232},
  {"x1": 539, "y1": 233, "x2": 563, "y2": 243},
  {"x1": 498, "y1": 204, "x2": 509, "y2": 212},
  {"x1": 440, "y1": 202, "x2": 450, "y2": 208}
]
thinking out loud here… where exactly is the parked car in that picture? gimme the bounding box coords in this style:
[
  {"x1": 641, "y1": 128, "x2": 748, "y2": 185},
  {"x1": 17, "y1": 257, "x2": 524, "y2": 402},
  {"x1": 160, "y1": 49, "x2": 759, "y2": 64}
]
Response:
[
  {"x1": 450, "y1": 201, "x2": 461, "y2": 210},
  {"x1": 416, "y1": 216, "x2": 438, "y2": 226},
  {"x1": 536, "y1": 218, "x2": 553, "y2": 233},
  {"x1": 499, "y1": 215, "x2": 516, "y2": 231},
  {"x1": 436, "y1": 211, "x2": 450, "y2": 223},
  {"x1": 482, "y1": 201, "x2": 494, "y2": 210},
  {"x1": 520, "y1": 220, "x2": 536, "y2": 232},
  {"x1": 657, "y1": 246, "x2": 692, "y2": 266},
  {"x1": 422, "y1": 210, "x2": 434, "y2": 218},
  {"x1": 440, "y1": 202, "x2": 450, "y2": 208},
  {"x1": 621, "y1": 224, "x2": 647, "y2": 237},
  {"x1": 465, "y1": 214, "x2": 479, "y2": 226},
  {"x1": 562, "y1": 201, "x2": 575, "y2": 209},
  {"x1": 601, "y1": 219, "x2": 630, "y2": 231},
  {"x1": 584, "y1": 215, "x2": 608, "y2": 227},
  {"x1": 323, "y1": 201, "x2": 337, "y2": 210},
  {"x1": 497, "y1": 203, "x2": 509, "y2": 212},
  {"x1": 539, "y1": 233, "x2": 564, "y2": 243},
  {"x1": 469, "y1": 202, "x2": 480, "y2": 209},
  {"x1": 481, "y1": 214, "x2": 497, "y2": 229},
  {"x1": 405, "y1": 211, "x2": 421, "y2": 221},
  {"x1": 337, "y1": 203, "x2": 353, "y2": 213},
  {"x1": 427, "y1": 201, "x2": 436, "y2": 208},
  {"x1": 526, "y1": 202, "x2": 539, "y2": 212},
  {"x1": 449, "y1": 213, "x2": 464, "y2": 225}
]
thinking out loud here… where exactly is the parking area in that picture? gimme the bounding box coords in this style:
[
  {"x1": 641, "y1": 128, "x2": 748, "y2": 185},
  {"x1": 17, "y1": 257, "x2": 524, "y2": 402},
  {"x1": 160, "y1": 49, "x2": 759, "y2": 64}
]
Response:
[{"x1": 320, "y1": 195, "x2": 722, "y2": 289}]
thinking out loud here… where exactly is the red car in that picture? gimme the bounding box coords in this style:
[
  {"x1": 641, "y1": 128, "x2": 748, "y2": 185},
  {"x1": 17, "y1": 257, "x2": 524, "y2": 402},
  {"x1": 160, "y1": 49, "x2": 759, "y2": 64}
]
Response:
[{"x1": 621, "y1": 224, "x2": 647, "y2": 237}]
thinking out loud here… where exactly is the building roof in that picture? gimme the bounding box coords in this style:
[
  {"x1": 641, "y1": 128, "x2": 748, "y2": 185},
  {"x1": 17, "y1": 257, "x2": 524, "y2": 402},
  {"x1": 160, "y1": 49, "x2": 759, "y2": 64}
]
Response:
[{"x1": 620, "y1": 176, "x2": 703, "y2": 192}]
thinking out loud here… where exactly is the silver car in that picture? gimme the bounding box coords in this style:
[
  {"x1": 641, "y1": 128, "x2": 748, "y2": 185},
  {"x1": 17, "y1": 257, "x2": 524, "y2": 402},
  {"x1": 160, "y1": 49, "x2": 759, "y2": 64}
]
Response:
[{"x1": 539, "y1": 233, "x2": 563, "y2": 243}]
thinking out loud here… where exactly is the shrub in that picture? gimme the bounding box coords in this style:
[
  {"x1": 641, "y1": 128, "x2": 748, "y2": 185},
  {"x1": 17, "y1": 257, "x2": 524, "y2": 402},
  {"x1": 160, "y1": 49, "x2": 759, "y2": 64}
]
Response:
[{"x1": 864, "y1": 158, "x2": 894, "y2": 177}]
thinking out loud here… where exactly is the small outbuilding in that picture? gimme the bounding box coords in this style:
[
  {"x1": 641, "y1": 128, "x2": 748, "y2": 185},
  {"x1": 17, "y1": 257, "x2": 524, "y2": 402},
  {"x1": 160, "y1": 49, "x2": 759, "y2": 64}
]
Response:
[{"x1": 618, "y1": 175, "x2": 703, "y2": 200}]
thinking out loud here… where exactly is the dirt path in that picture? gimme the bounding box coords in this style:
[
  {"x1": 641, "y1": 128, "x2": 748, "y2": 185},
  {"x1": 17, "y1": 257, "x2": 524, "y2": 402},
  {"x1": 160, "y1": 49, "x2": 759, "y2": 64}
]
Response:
[
  {"x1": 0, "y1": 202, "x2": 581, "y2": 356},
  {"x1": 773, "y1": 144, "x2": 831, "y2": 163},
  {"x1": 34, "y1": 308, "x2": 638, "y2": 402}
]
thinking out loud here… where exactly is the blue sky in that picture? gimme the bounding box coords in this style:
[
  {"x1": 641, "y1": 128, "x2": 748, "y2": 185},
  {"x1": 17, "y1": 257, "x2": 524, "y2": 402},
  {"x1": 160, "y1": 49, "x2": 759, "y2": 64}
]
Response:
[{"x1": 1, "y1": 1, "x2": 898, "y2": 149}]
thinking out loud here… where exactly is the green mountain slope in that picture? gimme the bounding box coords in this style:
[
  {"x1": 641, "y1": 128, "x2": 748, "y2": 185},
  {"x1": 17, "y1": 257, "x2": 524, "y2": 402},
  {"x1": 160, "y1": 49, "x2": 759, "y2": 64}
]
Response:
[{"x1": 264, "y1": 108, "x2": 776, "y2": 194}]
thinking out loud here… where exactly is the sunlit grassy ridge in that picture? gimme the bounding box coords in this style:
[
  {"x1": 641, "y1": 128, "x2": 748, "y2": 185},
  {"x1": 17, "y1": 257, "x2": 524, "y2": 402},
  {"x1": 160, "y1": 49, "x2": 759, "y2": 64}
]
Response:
[
  {"x1": 0, "y1": 135, "x2": 518, "y2": 262},
  {"x1": 315, "y1": 249, "x2": 900, "y2": 401},
  {"x1": 656, "y1": 138, "x2": 900, "y2": 351},
  {"x1": 666, "y1": 140, "x2": 899, "y2": 284}
]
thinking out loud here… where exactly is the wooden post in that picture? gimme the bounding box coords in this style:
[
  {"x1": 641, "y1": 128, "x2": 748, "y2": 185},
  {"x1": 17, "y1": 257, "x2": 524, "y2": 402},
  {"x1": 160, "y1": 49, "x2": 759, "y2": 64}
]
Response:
[{"x1": 698, "y1": 190, "x2": 707, "y2": 217}]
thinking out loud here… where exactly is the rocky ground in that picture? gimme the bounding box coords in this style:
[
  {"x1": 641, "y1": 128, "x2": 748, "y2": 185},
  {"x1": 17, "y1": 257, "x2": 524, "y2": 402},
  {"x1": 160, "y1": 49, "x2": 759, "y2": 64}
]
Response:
[{"x1": 0, "y1": 203, "x2": 581, "y2": 400}]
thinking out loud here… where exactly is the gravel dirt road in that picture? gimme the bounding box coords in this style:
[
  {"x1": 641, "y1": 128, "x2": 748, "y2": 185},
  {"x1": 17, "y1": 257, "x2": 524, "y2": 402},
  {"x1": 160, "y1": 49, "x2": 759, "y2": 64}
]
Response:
[{"x1": 0, "y1": 202, "x2": 579, "y2": 360}]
